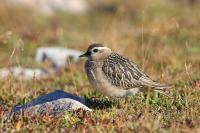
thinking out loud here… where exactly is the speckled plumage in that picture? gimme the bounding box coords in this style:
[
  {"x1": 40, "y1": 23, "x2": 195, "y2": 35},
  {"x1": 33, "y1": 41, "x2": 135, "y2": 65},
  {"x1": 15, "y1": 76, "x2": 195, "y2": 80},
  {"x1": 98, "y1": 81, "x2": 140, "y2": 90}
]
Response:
[
  {"x1": 102, "y1": 53, "x2": 171, "y2": 90},
  {"x1": 102, "y1": 52, "x2": 143, "y2": 89}
]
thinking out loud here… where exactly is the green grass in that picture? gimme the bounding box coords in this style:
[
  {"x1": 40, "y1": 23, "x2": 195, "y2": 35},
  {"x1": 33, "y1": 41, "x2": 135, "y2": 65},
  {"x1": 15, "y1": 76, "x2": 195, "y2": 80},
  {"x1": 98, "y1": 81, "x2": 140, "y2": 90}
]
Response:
[{"x1": 0, "y1": 0, "x2": 200, "y2": 132}]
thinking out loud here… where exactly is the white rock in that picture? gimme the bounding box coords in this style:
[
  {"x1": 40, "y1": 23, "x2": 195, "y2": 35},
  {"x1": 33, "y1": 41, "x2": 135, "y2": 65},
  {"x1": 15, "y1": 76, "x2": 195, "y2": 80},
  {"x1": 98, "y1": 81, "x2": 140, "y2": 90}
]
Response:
[
  {"x1": 11, "y1": 67, "x2": 47, "y2": 80},
  {"x1": 8, "y1": 0, "x2": 89, "y2": 15},
  {"x1": 0, "y1": 67, "x2": 47, "y2": 80},
  {"x1": 35, "y1": 47, "x2": 83, "y2": 69}
]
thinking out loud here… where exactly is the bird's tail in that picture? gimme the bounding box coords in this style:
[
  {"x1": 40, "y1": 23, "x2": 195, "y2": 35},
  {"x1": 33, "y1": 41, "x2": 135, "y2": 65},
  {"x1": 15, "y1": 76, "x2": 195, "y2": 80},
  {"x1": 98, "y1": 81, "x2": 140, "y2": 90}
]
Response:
[
  {"x1": 151, "y1": 82, "x2": 174, "y2": 90},
  {"x1": 153, "y1": 83, "x2": 173, "y2": 97},
  {"x1": 140, "y1": 77, "x2": 174, "y2": 97},
  {"x1": 153, "y1": 89, "x2": 172, "y2": 97},
  {"x1": 151, "y1": 82, "x2": 173, "y2": 97},
  {"x1": 140, "y1": 77, "x2": 174, "y2": 90},
  {"x1": 150, "y1": 83, "x2": 173, "y2": 97}
]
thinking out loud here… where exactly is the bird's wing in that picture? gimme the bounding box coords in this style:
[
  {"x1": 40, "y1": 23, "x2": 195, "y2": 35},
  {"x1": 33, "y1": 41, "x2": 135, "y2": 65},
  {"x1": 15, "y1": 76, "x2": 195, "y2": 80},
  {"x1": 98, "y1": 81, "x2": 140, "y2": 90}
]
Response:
[{"x1": 102, "y1": 53, "x2": 172, "y2": 90}]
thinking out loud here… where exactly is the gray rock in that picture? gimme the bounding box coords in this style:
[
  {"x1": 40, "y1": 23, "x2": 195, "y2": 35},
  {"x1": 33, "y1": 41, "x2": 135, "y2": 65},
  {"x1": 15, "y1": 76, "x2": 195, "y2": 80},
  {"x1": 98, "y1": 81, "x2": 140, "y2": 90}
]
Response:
[{"x1": 11, "y1": 90, "x2": 92, "y2": 117}]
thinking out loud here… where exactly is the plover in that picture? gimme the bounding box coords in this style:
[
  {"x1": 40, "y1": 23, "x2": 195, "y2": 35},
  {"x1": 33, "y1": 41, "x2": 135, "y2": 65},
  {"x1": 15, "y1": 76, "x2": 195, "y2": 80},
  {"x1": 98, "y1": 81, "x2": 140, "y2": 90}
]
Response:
[{"x1": 80, "y1": 44, "x2": 172, "y2": 98}]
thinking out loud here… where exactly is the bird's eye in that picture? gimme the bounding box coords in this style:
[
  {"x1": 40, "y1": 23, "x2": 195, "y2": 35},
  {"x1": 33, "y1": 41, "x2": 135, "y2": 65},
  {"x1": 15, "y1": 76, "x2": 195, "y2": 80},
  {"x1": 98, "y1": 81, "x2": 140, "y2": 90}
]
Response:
[{"x1": 93, "y1": 49, "x2": 98, "y2": 53}]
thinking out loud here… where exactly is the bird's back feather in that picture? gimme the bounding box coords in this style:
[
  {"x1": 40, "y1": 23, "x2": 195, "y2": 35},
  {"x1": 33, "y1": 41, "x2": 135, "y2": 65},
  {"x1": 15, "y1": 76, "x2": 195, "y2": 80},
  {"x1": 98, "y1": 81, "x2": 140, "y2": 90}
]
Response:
[{"x1": 102, "y1": 53, "x2": 172, "y2": 90}]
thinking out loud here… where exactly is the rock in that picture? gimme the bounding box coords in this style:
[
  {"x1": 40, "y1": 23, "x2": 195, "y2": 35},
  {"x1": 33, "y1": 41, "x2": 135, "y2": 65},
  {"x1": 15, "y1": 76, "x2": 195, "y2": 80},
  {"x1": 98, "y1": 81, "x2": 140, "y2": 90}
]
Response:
[
  {"x1": 11, "y1": 90, "x2": 92, "y2": 117},
  {"x1": 8, "y1": 0, "x2": 89, "y2": 15},
  {"x1": 12, "y1": 67, "x2": 48, "y2": 80},
  {"x1": 0, "y1": 67, "x2": 47, "y2": 80},
  {"x1": 35, "y1": 47, "x2": 83, "y2": 70}
]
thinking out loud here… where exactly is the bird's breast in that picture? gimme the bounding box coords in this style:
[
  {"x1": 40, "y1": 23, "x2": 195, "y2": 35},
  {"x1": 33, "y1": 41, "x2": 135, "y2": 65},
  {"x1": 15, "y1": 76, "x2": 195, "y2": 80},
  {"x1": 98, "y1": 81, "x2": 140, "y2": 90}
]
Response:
[{"x1": 85, "y1": 61, "x2": 126, "y2": 97}]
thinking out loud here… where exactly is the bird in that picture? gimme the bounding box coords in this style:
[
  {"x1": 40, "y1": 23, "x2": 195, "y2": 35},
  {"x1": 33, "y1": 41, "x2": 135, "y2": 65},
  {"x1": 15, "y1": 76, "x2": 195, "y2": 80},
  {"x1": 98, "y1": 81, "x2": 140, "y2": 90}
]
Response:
[{"x1": 79, "y1": 43, "x2": 173, "y2": 98}]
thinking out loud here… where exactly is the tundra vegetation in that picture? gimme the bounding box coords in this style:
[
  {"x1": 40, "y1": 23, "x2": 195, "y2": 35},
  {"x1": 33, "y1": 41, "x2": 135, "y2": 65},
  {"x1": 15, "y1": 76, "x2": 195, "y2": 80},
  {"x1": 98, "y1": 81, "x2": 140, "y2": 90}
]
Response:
[{"x1": 0, "y1": 0, "x2": 200, "y2": 132}]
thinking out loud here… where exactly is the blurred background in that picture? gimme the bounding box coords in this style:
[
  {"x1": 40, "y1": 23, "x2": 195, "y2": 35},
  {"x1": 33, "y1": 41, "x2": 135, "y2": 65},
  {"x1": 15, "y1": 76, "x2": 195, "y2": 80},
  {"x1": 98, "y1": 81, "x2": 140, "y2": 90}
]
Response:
[
  {"x1": 0, "y1": 0, "x2": 199, "y2": 86},
  {"x1": 0, "y1": 1, "x2": 199, "y2": 61}
]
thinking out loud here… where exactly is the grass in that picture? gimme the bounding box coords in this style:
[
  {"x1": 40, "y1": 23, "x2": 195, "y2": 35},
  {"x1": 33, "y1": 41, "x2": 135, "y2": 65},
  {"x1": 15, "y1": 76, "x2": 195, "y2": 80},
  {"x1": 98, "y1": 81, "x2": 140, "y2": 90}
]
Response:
[{"x1": 0, "y1": 0, "x2": 200, "y2": 132}]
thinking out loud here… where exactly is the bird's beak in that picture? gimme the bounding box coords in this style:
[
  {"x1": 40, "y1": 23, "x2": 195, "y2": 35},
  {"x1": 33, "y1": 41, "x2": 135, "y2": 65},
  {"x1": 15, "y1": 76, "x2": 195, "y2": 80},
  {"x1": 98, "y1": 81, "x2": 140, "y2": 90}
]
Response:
[{"x1": 79, "y1": 52, "x2": 90, "y2": 58}]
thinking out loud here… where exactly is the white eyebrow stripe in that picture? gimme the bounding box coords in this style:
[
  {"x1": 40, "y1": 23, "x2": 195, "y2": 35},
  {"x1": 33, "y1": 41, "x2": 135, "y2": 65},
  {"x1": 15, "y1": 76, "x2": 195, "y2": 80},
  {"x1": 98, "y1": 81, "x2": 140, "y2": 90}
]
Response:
[{"x1": 95, "y1": 47, "x2": 109, "y2": 50}]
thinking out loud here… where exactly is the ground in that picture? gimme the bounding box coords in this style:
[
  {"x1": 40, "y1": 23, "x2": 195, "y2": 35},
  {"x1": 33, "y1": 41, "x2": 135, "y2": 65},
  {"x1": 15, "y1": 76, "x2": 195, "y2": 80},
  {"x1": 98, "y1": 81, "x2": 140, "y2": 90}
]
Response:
[{"x1": 0, "y1": 0, "x2": 200, "y2": 132}]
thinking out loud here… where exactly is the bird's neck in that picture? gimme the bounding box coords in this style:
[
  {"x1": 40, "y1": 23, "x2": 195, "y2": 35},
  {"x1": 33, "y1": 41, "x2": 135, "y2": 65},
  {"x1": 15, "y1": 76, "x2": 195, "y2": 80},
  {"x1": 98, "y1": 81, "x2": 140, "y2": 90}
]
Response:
[{"x1": 92, "y1": 52, "x2": 111, "y2": 62}]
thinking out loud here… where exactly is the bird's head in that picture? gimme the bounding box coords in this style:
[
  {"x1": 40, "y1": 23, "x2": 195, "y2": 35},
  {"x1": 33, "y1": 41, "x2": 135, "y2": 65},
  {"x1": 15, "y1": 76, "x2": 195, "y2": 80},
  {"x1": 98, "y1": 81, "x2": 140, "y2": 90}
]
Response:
[{"x1": 79, "y1": 43, "x2": 112, "y2": 61}]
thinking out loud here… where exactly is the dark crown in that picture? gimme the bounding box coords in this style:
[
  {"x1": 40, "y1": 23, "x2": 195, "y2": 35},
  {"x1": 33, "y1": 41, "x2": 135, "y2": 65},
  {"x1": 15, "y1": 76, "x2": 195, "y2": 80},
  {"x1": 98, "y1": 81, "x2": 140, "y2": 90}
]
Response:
[{"x1": 87, "y1": 43, "x2": 103, "y2": 51}]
